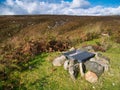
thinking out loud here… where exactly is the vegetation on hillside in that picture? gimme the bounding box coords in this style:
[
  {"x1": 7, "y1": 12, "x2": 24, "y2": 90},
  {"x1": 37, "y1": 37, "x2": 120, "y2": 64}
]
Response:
[{"x1": 0, "y1": 15, "x2": 120, "y2": 89}]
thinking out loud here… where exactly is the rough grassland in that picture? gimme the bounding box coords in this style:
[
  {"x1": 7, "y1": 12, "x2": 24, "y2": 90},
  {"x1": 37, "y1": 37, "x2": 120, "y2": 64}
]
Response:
[
  {"x1": 0, "y1": 15, "x2": 120, "y2": 90},
  {"x1": 14, "y1": 39, "x2": 120, "y2": 90}
]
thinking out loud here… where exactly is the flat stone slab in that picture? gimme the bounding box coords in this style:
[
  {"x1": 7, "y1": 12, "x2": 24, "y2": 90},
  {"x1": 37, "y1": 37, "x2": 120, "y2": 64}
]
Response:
[{"x1": 63, "y1": 50, "x2": 95, "y2": 63}]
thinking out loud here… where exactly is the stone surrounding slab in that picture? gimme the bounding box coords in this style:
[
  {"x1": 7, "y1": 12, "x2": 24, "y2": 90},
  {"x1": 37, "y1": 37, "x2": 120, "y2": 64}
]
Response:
[
  {"x1": 69, "y1": 47, "x2": 75, "y2": 51},
  {"x1": 95, "y1": 52, "x2": 110, "y2": 64},
  {"x1": 84, "y1": 61, "x2": 104, "y2": 77},
  {"x1": 52, "y1": 55, "x2": 66, "y2": 66},
  {"x1": 90, "y1": 53, "x2": 110, "y2": 72},
  {"x1": 85, "y1": 71, "x2": 98, "y2": 83},
  {"x1": 64, "y1": 60, "x2": 69, "y2": 70},
  {"x1": 92, "y1": 60, "x2": 109, "y2": 72},
  {"x1": 68, "y1": 63, "x2": 79, "y2": 80}
]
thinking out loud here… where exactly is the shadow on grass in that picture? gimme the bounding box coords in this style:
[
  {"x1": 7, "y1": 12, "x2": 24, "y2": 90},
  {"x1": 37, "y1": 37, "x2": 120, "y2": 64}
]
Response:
[
  {"x1": 21, "y1": 53, "x2": 48, "y2": 72},
  {"x1": 28, "y1": 74, "x2": 58, "y2": 90},
  {"x1": 0, "y1": 53, "x2": 48, "y2": 90},
  {"x1": 31, "y1": 75, "x2": 50, "y2": 90}
]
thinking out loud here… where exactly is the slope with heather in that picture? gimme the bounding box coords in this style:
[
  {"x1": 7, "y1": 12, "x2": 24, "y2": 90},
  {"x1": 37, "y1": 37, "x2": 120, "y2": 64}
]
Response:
[
  {"x1": 0, "y1": 15, "x2": 120, "y2": 89},
  {"x1": 0, "y1": 15, "x2": 120, "y2": 45}
]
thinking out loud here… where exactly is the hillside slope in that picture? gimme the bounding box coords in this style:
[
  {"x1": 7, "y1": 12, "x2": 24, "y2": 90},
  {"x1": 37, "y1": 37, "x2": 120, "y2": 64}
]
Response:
[
  {"x1": 0, "y1": 15, "x2": 120, "y2": 89},
  {"x1": 0, "y1": 15, "x2": 120, "y2": 45}
]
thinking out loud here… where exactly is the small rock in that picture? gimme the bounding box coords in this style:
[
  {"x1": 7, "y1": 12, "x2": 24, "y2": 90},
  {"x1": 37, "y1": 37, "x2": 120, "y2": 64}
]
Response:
[
  {"x1": 64, "y1": 60, "x2": 69, "y2": 70},
  {"x1": 52, "y1": 55, "x2": 66, "y2": 66},
  {"x1": 85, "y1": 71, "x2": 98, "y2": 83},
  {"x1": 69, "y1": 47, "x2": 75, "y2": 51},
  {"x1": 112, "y1": 82, "x2": 115, "y2": 86},
  {"x1": 69, "y1": 59, "x2": 76, "y2": 66},
  {"x1": 89, "y1": 57, "x2": 96, "y2": 62},
  {"x1": 29, "y1": 66, "x2": 32, "y2": 70},
  {"x1": 95, "y1": 52, "x2": 110, "y2": 64}
]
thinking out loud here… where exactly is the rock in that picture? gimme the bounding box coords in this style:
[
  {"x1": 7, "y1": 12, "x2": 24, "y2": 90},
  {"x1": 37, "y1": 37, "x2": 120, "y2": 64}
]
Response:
[
  {"x1": 92, "y1": 59, "x2": 109, "y2": 72},
  {"x1": 90, "y1": 53, "x2": 110, "y2": 72},
  {"x1": 100, "y1": 56, "x2": 110, "y2": 64},
  {"x1": 85, "y1": 71, "x2": 98, "y2": 83},
  {"x1": 84, "y1": 61, "x2": 104, "y2": 77},
  {"x1": 69, "y1": 47, "x2": 75, "y2": 51},
  {"x1": 95, "y1": 52, "x2": 110, "y2": 64},
  {"x1": 94, "y1": 52, "x2": 102, "y2": 59},
  {"x1": 69, "y1": 66, "x2": 75, "y2": 80},
  {"x1": 52, "y1": 55, "x2": 66, "y2": 66},
  {"x1": 69, "y1": 59, "x2": 75, "y2": 66},
  {"x1": 63, "y1": 59, "x2": 79, "y2": 80},
  {"x1": 68, "y1": 63, "x2": 79, "y2": 80},
  {"x1": 99, "y1": 61, "x2": 108, "y2": 71},
  {"x1": 64, "y1": 60, "x2": 69, "y2": 70},
  {"x1": 29, "y1": 66, "x2": 32, "y2": 70},
  {"x1": 89, "y1": 57, "x2": 96, "y2": 62}
]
